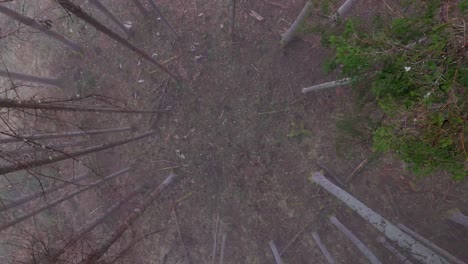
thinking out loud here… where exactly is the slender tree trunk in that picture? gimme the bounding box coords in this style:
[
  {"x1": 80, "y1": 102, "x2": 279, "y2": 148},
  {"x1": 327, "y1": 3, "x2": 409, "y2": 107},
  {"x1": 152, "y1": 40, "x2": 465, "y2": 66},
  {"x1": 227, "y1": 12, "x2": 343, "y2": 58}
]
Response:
[
  {"x1": 445, "y1": 208, "x2": 468, "y2": 228},
  {"x1": 0, "y1": 131, "x2": 154, "y2": 176},
  {"x1": 0, "y1": 70, "x2": 61, "y2": 87},
  {"x1": 0, "y1": 168, "x2": 129, "y2": 232},
  {"x1": 397, "y1": 224, "x2": 466, "y2": 264},
  {"x1": 55, "y1": 0, "x2": 179, "y2": 80},
  {"x1": 329, "y1": 216, "x2": 382, "y2": 264},
  {"x1": 302, "y1": 78, "x2": 352, "y2": 94},
  {"x1": 6, "y1": 140, "x2": 87, "y2": 155},
  {"x1": 88, "y1": 0, "x2": 132, "y2": 38},
  {"x1": 337, "y1": 0, "x2": 358, "y2": 18},
  {"x1": 146, "y1": 0, "x2": 180, "y2": 38},
  {"x1": 0, "y1": 5, "x2": 82, "y2": 52},
  {"x1": 280, "y1": 1, "x2": 313, "y2": 47},
  {"x1": 80, "y1": 173, "x2": 176, "y2": 264},
  {"x1": 311, "y1": 232, "x2": 336, "y2": 264},
  {"x1": 230, "y1": 0, "x2": 236, "y2": 38},
  {"x1": 268, "y1": 240, "x2": 283, "y2": 264},
  {"x1": 0, "y1": 99, "x2": 163, "y2": 114},
  {"x1": 46, "y1": 183, "x2": 146, "y2": 263},
  {"x1": 131, "y1": 0, "x2": 149, "y2": 17},
  {"x1": 0, "y1": 127, "x2": 131, "y2": 144},
  {"x1": 0, "y1": 172, "x2": 90, "y2": 213},
  {"x1": 309, "y1": 172, "x2": 450, "y2": 264},
  {"x1": 377, "y1": 236, "x2": 414, "y2": 264}
]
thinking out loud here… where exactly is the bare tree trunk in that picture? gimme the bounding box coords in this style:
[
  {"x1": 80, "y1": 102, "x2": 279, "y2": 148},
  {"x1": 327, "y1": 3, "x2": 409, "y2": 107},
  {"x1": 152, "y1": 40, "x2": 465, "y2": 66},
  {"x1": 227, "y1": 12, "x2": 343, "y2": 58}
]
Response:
[
  {"x1": 280, "y1": 1, "x2": 313, "y2": 47},
  {"x1": 89, "y1": 0, "x2": 132, "y2": 38},
  {"x1": 0, "y1": 99, "x2": 163, "y2": 113},
  {"x1": 0, "y1": 131, "x2": 154, "y2": 176},
  {"x1": 5, "y1": 140, "x2": 87, "y2": 155},
  {"x1": 337, "y1": 0, "x2": 358, "y2": 18},
  {"x1": 329, "y1": 216, "x2": 382, "y2": 264},
  {"x1": 55, "y1": 0, "x2": 179, "y2": 80},
  {"x1": 311, "y1": 232, "x2": 335, "y2": 264},
  {"x1": 309, "y1": 172, "x2": 450, "y2": 264},
  {"x1": 146, "y1": 0, "x2": 180, "y2": 38},
  {"x1": 0, "y1": 70, "x2": 61, "y2": 87},
  {"x1": 80, "y1": 173, "x2": 176, "y2": 264},
  {"x1": 0, "y1": 127, "x2": 131, "y2": 144},
  {"x1": 0, "y1": 172, "x2": 90, "y2": 213},
  {"x1": 268, "y1": 240, "x2": 283, "y2": 264},
  {"x1": 230, "y1": 0, "x2": 236, "y2": 38},
  {"x1": 445, "y1": 208, "x2": 468, "y2": 228},
  {"x1": 0, "y1": 5, "x2": 82, "y2": 52},
  {"x1": 377, "y1": 236, "x2": 414, "y2": 264},
  {"x1": 0, "y1": 168, "x2": 129, "y2": 232},
  {"x1": 397, "y1": 224, "x2": 466, "y2": 264},
  {"x1": 45, "y1": 183, "x2": 146, "y2": 263},
  {"x1": 302, "y1": 78, "x2": 352, "y2": 94},
  {"x1": 131, "y1": 0, "x2": 149, "y2": 17}
]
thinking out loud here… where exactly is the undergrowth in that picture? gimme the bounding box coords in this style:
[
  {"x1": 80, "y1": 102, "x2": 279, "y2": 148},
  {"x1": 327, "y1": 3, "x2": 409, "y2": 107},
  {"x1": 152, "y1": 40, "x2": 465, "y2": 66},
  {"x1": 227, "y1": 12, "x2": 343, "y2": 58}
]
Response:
[{"x1": 323, "y1": 0, "x2": 467, "y2": 179}]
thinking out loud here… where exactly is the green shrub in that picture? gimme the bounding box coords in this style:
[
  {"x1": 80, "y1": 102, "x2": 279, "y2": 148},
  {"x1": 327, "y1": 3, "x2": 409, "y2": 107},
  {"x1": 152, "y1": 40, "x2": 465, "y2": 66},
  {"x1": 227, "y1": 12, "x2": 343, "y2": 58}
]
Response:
[{"x1": 326, "y1": 0, "x2": 467, "y2": 179}]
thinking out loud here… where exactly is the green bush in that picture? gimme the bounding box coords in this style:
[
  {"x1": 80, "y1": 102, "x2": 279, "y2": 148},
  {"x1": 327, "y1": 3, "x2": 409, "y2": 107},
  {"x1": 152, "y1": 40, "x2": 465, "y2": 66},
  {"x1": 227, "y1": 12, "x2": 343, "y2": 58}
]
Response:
[{"x1": 325, "y1": 0, "x2": 467, "y2": 179}]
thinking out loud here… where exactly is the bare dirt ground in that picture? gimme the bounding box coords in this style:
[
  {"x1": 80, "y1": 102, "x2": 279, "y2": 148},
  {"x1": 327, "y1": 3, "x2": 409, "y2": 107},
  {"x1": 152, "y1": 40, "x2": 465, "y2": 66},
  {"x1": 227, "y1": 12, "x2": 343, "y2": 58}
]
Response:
[{"x1": 0, "y1": 0, "x2": 467, "y2": 263}]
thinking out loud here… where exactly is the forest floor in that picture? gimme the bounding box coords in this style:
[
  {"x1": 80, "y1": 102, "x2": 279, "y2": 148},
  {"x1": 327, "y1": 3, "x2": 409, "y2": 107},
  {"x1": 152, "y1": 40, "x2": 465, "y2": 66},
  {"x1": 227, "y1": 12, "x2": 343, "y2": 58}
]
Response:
[{"x1": 0, "y1": 0, "x2": 467, "y2": 263}]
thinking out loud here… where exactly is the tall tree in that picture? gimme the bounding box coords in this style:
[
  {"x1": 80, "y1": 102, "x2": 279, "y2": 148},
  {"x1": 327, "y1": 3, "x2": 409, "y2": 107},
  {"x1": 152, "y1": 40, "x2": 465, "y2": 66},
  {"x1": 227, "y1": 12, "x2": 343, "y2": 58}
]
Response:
[
  {"x1": 0, "y1": 167, "x2": 129, "y2": 232},
  {"x1": 55, "y1": 0, "x2": 179, "y2": 80},
  {"x1": 0, "y1": 5, "x2": 82, "y2": 52},
  {"x1": 0, "y1": 172, "x2": 90, "y2": 213},
  {"x1": 45, "y1": 183, "x2": 146, "y2": 263},
  {"x1": 0, "y1": 127, "x2": 132, "y2": 144},
  {"x1": 0, "y1": 130, "x2": 154, "y2": 176},
  {"x1": 146, "y1": 0, "x2": 180, "y2": 38},
  {"x1": 88, "y1": 0, "x2": 132, "y2": 38},
  {"x1": 0, "y1": 99, "x2": 163, "y2": 114},
  {"x1": 0, "y1": 70, "x2": 62, "y2": 87},
  {"x1": 131, "y1": 0, "x2": 149, "y2": 17},
  {"x1": 80, "y1": 173, "x2": 176, "y2": 263}
]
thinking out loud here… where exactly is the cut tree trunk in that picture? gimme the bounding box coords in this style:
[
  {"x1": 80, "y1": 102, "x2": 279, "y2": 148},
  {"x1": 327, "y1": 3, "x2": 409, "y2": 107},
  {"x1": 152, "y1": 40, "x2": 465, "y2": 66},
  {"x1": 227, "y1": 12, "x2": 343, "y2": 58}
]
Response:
[
  {"x1": 0, "y1": 130, "x2": 154, "y2": 176},
  {"x1": 0, "y1": 70, "x2": 62, "y2": 87},
  {"x1": 311, "y1": 232, "x2": 336, "y2": 264},
  {"x1": 302, "y1": 78, "x2": 352, "y2": 94},
  {"x1": 397, "y1": 223, "x2": 466, "y2": 264},
  {"x1": 80, "y1": 173, "x2": 176, "y2": 263},
  {"x1": 0, "y1": 172, "x2": 90, "y2": 213},
  {"x1": 268, "y1": 240, "x2": 283, "y2": 264},
  {"x1": 55, "y1": 0, "x2": 179, "y2": 80},
  {"x1": 45, "y1": 183, "x2": 146, "y2": 264},
  {"x1": 445, "y1": 208, "x2": 468, "y2": 228},
  {"x1": 0, "y1": 168, "x2": 129, "y2": 232},
  {"x1": 146, "y1": 0, "x2": 180, "y2": 38},
  {"x1": 0, "y1": 99, "x2": 163, "y2": 114},
  {"x1": 131, "y1": 0, "x2": 149, "y2": 17},
  {"x1": 280, "y1": 1, "x2": 313, "y2": 47},
  {"x1": 5, "y1": 140, "x2": 87, "y2": 155},
  {"x1": 230, "y1": 0, "x2": 236, "y2": 38},
  {"x1": 377, "y1": 236, "x2": 414, "y2": 264},
  {"x1": 0, "y1": 127, "x2": 132, "y2": 144},
  {"x1": 0, "y1": 5, "x2": 82, "y2": 52},
  {"x1": 89, "y1": 0, "x2": 132, "y2": 38},
  {"x1": 337, "y1": 0, "x2": 358, "y2": 18},
  {"x1": 309, "y1": 172, "x2": 450, "y2": 264},
  {"x1": 329, "y1": 216, "x2": 382, "y2": 264}
]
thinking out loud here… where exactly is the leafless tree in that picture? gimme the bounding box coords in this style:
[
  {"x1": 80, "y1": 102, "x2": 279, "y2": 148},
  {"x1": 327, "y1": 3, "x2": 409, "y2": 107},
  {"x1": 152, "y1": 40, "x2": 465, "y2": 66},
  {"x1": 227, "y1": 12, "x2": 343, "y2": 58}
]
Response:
[
  {"x1": 54, "y1": 0, "x2": 179, "y2": 80},
  {"x1": 0, "y1": 172, "x2": 90, "y2": 213},
  {"x1": 0, "y1": 70, "x2": 62, "y2": 87},
  {"x1": 0, "y1": 5, "x2": 83, "y2": 52},
  {"x1": 88, "y1": 0, "x2": 132, "y2": 38},
  {"x1": 0, "y1": 167, "x2": 129, "y2": 232},
  {"x1": 0, "y1": 131, "x2": 154, "y2": 176},
  {"x1": 80, "y1": 173, "x2": 176, "y2": 263}
]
